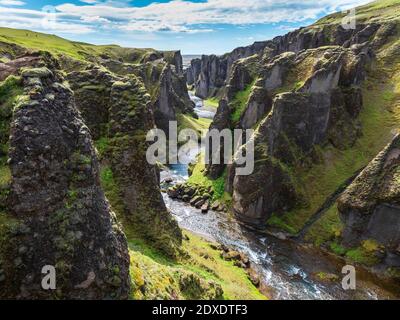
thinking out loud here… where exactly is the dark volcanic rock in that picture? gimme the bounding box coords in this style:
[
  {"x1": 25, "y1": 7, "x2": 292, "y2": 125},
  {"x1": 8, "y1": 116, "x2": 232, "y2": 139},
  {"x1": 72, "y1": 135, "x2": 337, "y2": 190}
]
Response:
[
  {"x1": 205, "y1": 99, "x2": 231, "y2": 179},
  {"x1": 186, "y1": 22, "x2": 388, "y2": 100},
  {"x1": 68, "y1": 67, "x2": 183, "y2": 258},
  {"x1": 230, "y1": 46, "x2": 368, "y2": 226},
  {"x1": 0, "y1": 66, "x2": 130, "y2": 299},
  {"x1": 338, "y1": 134, "x2": 400, "y2": 251}
]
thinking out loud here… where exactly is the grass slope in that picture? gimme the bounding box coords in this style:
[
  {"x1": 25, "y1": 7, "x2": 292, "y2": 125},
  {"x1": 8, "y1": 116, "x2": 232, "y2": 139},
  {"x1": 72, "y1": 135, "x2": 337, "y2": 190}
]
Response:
[
  {"x1": 0, "y1": 27, "x2": 157, "y2": 62},
  {"x1": 272, "y1": 25, "x2": 400, "y2": 240},
  {"x1": 316, "y1": 0, "x2": 400, "y2": 25},
  {"x1": 128, "y1": 230, "x2": 267, "y2": 300}
]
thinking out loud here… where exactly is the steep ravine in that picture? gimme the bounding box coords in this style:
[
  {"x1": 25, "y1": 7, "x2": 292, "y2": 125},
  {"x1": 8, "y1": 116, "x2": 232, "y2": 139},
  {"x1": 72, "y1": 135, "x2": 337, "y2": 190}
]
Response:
[
  {"x1": 181, "y1": 0, "x2": 400, "y2": 290},
  {"x1": 161, "y1": 93, "x2": 398, "y2": 300}
]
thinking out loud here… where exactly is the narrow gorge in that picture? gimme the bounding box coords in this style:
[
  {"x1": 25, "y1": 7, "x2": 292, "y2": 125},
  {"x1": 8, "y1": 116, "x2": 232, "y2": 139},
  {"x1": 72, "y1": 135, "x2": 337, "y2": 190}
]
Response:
[{"x1": 0, "y1": 0, "x2": 400, "y2": 300}]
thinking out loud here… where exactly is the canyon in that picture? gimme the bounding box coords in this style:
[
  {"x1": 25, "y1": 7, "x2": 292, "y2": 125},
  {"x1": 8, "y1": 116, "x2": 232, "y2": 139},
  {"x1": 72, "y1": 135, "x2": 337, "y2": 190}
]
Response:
[{"x1": 0, "y1": 0, "x2": 400, "y2": 299}]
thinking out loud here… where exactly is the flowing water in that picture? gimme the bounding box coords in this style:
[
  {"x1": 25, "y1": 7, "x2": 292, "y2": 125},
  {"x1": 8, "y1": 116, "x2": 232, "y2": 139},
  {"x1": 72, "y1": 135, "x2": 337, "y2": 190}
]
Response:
[{"x1": 160, "y1": 92, "x2": 395, "y2": 300}]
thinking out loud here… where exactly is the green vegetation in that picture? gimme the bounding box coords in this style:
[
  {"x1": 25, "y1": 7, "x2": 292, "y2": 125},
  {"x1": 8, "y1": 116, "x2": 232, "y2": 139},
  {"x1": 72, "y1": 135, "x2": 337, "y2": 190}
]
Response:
[
  {"x1": 95, "y1": 137, "x2": 110, "y2": 157},
  {"x1": 314, "y1": 272, "x2": 339, "y2": 282},
  {"x1": 0, "y1": 161, "x2": 11, "y2": 187},
  {"x1": 267, "y1": 214, "x2": 297, "y2": 234},
  {"x1": 204, "y1": 97, "x2": 219, "y2": 109},
  {"x1": 177, "y1": 113, "x2": 212, "y2": 137},
  {"x1": 0, "y1": 76, "x2": 22, "y2": 198},
  {"x1": 330, "y1": 242, "x2": 347, "y2": 256},
  {"x1": 0, "y1": 27, "x2": 157, "y2": 63},
  {"x1": 316, "y1": 0, "x2": 400, "y2": 25},
  {"x1": 128, "y1": 229, "x2": 267, "y2": 300},
  {"x1": 0, "y1": 76, "x2": 23, "y2": 148},
  {"x1": 230, "y1": 81, "x2": 256, "y2": 123},
  {"x1": 186, "y1": 153, "x2": 227, "y2": 201},
  {"x1": 271, "y1": 47, "x2": 400, "y2": 236},
  {"x1": 273, "y1": 53, "x2": 316, "y2": 95},
  {"x1": 100, "y1": 166, "x2": 125, "y2": 218},
  {"x1": 304, "y1": 204, "x2": 343, "y2": 246},
  {"x1": 0, "y1": 27, "x2": 97, "y2": 60},
  {"x1": 345, "y1": 240, "x2": 381, "y2": 266}
]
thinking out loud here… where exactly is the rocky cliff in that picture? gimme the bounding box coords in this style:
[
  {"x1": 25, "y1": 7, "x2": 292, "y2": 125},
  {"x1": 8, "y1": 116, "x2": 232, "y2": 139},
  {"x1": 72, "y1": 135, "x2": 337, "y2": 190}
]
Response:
[
  {"x1": 0, "y1": 30, "x2": 252, "y2": 299},
  {"x1": 0, "y1": 31, "x2": 191, "y2": 298},
  {"x1": 188, "y1": 0, "x2": 400, "y2": 278},
  {"x1": 66, "y1": 66, "x2": 182, "y2": 258},
  {"x1": 101, "y1": 51, "x2": 194, "y2": 134},
  {"x1": 337, "y1": 134, "x2": 400, "y2": 275},
  {"x1": 230, "y1": 46, "x2": 366, "y2": 225},
  {"x1": 186, "y1": 3, "x2": 396, "y2": 100},
  {"x1": 0, "y1": 57, "x2": 130, "y2": 299}
]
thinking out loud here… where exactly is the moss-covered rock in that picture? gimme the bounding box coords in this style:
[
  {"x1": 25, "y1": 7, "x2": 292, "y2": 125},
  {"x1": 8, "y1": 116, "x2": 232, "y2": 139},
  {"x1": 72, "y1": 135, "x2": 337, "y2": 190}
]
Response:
[
  {"x1": 337, "y1": 134, "x2": 400, "y2": 273},
  {"x1": 0, "y1": 63, "x2": 130, "y2": 299},
  {"x1": 67, "y1": 66, "x2": 183, "y2": 258}
]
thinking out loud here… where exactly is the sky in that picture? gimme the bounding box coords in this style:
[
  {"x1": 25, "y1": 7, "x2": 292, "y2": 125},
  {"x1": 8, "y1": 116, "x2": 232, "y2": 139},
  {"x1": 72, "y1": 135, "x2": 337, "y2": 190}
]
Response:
[{"x1": 0, "y1": 0, "x2": 373, "y2": 54}]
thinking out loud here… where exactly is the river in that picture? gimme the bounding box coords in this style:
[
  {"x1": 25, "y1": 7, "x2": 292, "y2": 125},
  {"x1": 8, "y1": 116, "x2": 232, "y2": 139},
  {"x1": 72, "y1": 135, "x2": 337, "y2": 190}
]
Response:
[{"x1": 160, "y1": 92, "x2": 396, "y2": 300}]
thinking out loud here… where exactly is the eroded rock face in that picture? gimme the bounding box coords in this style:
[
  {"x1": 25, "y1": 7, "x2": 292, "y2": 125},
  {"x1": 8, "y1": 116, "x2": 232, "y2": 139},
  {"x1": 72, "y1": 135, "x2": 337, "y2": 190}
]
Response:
[
  {"x1": 133, "y1": 61, "x2": 195, "y2": 133},
  {"x1": 239, "y1": 86, "x2": 271, "y2": 129},
  {"x1": 0, "y1": 65, "x2": 130, "y2": 299},
  {"x1": 107, "y1": 78, "x2": 183, "y2": 258},
  {"x1": 67, "y1": 66, "x2": 115, "y2": 140},
  {"x1": 186, "y1": 22, "x2": 389, "y2": 100},
  {"x1": 67, "y1": 66, "x2": 182, "y2": 258},
  {"x1": 230, "y1": 46, "x2": 367, "y2": 226},
  {"x1": 193, "y1": 55, "x2": 228, "y2": 98},
  {"x1": 205, "y1": 100, "x2": 231, "y2": 179},
  {"x1": 338, "y1": 135, "x2": 400, "y2": 257},
  {"x1": 96, "y1": 50, "x2": 194, "y2": 134}
]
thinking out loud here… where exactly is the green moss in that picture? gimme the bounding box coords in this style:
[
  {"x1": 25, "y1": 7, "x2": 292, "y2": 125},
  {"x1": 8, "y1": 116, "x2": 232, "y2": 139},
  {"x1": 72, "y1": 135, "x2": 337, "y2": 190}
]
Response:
[
  {"x1": 293, "y1": 81, "x2": 305, "y2": 91},
  {"x1": 315, "y1": 272, "x2": 339, "y2": 282},
  {"x1": 273, "y1": 54, "x2": 316, "y2": 95},
  {"x1": 212, "y1": 170, "x2": 227, "y2": 200},
  {"x1": 65, "y1": 190, "x2": 78, "y2": 210},
  {"x1": 100, "y1": 166, "x2": 125, "y2": 218},
  {"x1": 128, "y1": 230, "x2": 267, "y2": 300},
  {"x1": 304, "y1": 204, "x2": 343, "y2": 246},
  {"x1": 177, "y1": 113, "x2": 212, "y2": 137},
  {"x1": 267, "y1": 214, "x2": 297, "y2": 234},
  {"x1": 316, "y1": 0, "x2": 400, "y2": 25},
  {"x1": 230, "y1": 80, "x2": 256, "y2": 123},
  {"x1": 95, "y1": 137, "x2": 110, "y2": 157},
  {"x1": 20, "y1": 67, "x2": 52, "y2": 79},
  {"x1": 186, "y1": 153, "x2": 227, "y2": 201},
  {"x1": 330, "y1": 242, "x2": 347, "y2": 255},
  {"x1": 204, "y1": 97, "x2": 219, "y2": 109},
  {"x1": 0, "y1": 27, "x2": 157, "y2": 64},
  {"x1": 0, "y1": 163, "x2": 11, "y2": 187}
]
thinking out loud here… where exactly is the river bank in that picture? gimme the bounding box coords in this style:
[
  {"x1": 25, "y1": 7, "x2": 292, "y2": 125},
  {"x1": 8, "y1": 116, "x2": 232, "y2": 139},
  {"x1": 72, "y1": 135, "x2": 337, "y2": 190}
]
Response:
[{"x1": 160, "y1": 91, "x2": 400, "y2": 300}]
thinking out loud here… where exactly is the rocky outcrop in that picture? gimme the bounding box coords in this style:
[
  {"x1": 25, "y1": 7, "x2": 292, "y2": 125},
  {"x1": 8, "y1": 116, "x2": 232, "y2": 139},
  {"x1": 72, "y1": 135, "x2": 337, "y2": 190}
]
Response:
[
  {"x1": 338, "y1": 134, "x2": 400, "y2": 266},
  {"x1": 205, "y1": 100, "x2": 231, "y2": 179},
  {"x1": 0, "y1": 64, "x2": 130, "y2": 299},
  {"x1": 186, "y1": 21, "x2": 392, "y2": 100},
  {"x1": 230, "y1": 46, "x2": 367, "y2": 226},
  {"x1": 239, "y1": 86, "x2": 271, "y2": 129},
  {"x1": 189, "y1": 55, "x2": 228, "y2": 98},
  {"x1": 67, "y1": 66, "x2": 182, "y2": 258},
  {"x1": 131, "y1": 60, "x2": 194, "y2": 133},
  {"x1": 92, "y1": 49, "x2": 193, "y2": 134}
]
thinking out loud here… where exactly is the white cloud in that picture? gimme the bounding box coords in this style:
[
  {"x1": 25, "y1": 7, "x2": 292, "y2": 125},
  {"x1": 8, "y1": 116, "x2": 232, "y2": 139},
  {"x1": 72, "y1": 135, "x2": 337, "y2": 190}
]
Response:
[
  {"x1": 0, "y1": 0, "x2": 25, "y2": 6},
  {"x1": 54, "y1": 0, "x2": 372, "y2": 32},
  {"x1": 0, "y1": 7, "x2": 94, "y2": 34},
  {"x1": 0, "y1": 0, "x2": 373, "y2": 35}
]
